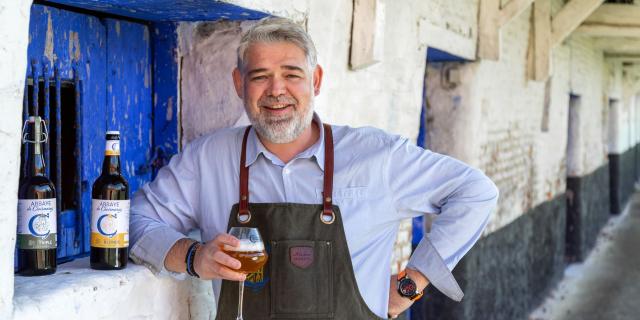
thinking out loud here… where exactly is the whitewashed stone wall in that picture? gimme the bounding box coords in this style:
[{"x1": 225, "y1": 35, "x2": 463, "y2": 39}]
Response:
[{"x1": 424, "y1": 0, "x2": 637, "y2": 234}]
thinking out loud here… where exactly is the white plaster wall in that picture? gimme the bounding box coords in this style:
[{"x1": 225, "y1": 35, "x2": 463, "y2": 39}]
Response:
[
  {"x1": 566, "y1": 35, "x2": 608, "y2": 173},
  {"x1": 424, "y1": 3, "x2": 628, "y2": 233},
  {"x1": 309, "y1": 0, "x2": 426, "y2": 139},
  {"x1": 0, "y1": 0, "x2": 32, "y2": 318},
  {"x1": 417, "y1": 0, "x2": 478, "y2": 60},
  {"x1": 178, "y1": 20, "x2": 254, "y2": 145}
]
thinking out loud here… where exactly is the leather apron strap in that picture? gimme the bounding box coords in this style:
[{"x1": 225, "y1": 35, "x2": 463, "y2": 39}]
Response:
[{"x1": 237, "y1": 124, "x2": 336, "y2": 225}]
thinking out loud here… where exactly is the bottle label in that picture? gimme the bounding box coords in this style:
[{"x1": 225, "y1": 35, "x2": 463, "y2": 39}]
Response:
[
  {"x1": 91, "y1": 199, "x2": 130, "y2": 248},
  {"x1": 17, "y1": 199, "x2": 57, "y2": 250},
  {"x1": 105, "y1": 139, "x2": 120, "y2": 156}
]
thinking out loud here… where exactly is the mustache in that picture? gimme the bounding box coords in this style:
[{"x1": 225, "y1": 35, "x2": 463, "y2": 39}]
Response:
[{"x1": 258, "y1": 95, "x2": 297, "y2": 107}]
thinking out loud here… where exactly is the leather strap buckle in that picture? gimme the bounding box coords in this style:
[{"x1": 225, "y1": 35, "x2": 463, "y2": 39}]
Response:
[
  {"x1": 320, "y1": 210, "x2": 335, "y2": 224},
  {"x1": 237, "y1": 210, "x2": 251, "y2": 224}
]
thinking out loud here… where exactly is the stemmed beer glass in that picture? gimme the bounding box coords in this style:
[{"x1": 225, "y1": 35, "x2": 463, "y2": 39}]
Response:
[{"x1": 224, "y1": 227, "x2": 268, "y2": 320}]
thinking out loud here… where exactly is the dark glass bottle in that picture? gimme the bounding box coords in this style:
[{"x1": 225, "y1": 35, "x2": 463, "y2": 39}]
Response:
[
  {"x1": 90, "y1": 131, "x2": 129, "y2": 270},
  {"x1": 17, "y1": 116, "x2": 57, "y2": 276}
]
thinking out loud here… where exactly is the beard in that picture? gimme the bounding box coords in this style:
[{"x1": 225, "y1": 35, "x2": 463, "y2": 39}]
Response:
[{"x1": 246, "y1": 95, "x2": 314, "y2": 144}]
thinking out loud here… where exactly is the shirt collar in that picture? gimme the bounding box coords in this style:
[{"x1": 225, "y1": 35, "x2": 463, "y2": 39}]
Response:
[{"x1": 245, "y1": 112, "x2": 326, "y2": 171}]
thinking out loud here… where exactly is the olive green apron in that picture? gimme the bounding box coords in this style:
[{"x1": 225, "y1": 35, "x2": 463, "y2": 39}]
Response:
[{"x1": 215, "y1": 124, "x2": 382, "y2": 319}]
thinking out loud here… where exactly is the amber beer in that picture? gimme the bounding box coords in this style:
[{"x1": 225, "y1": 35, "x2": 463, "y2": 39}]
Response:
[
  {"x1": 90, "y1": 131, "x2": 129, "y2": 270},
  {"x1": 224, "y1": 240, "x2": 268, "y2": 273}
]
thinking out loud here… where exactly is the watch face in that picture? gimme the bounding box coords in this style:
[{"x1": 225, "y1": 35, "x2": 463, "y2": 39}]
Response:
[{"x1": 398, "y1": 278, "x2": 417, "y2": 296}]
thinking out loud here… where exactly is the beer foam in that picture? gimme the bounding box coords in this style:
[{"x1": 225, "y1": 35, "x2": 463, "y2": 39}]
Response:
[{"x1": 224, "y1": 239, "x2": 264, "y2": 252}]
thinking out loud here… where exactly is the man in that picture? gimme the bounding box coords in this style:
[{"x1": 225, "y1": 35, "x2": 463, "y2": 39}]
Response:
[{"x1": 130, "y1": 17, "x2": 498, "y2": 319}]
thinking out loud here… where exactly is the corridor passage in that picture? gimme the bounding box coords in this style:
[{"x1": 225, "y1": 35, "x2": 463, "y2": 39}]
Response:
[{"x1": 531, "y1": 192, "x2": 640, "y2": 320}]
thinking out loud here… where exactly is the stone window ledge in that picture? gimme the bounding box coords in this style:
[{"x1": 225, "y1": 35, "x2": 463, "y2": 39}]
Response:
[{"x1": 12, "y1": 257, "x2": 213, "y2": 319}]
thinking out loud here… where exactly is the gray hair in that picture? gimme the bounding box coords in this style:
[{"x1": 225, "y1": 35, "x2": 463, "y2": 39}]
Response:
[{"x1": 237, "y1": 17, "x2": 318, "y2": 71}]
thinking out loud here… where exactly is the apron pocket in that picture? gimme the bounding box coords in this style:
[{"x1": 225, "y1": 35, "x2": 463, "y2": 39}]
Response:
[{"x1": 270, "y1": 240, "x2": 334, "y2": 318}]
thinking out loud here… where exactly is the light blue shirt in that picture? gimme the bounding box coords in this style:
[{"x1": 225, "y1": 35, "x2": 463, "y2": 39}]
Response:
[{"x1": 129, "y1": 114, "x2": 498, "y2": 318}]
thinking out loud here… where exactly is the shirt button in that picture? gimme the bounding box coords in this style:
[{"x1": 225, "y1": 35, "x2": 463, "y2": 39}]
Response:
[{"x1": 283, "y1": 169, "x2": 290, "y2": 174}]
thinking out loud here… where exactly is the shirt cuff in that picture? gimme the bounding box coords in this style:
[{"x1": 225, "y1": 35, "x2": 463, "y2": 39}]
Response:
[
  {"x1": 129, "y1": 226, "x2": 188, "y2": 280},
  {"x1": 407, "y1": 237, "x2": 464, "y2": 301}
]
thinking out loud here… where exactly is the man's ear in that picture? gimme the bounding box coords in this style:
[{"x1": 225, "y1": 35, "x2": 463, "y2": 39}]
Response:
[
  {"x1": 232, "y1": 68, "x2": 244, "y2": 99},
  {"x1": 313, "y1": 64, "x2": 323, "y2": 96}
]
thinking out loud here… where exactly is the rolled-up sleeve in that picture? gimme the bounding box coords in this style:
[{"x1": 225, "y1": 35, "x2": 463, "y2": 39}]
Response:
[
  {"x1": 387, "y1": 137, "x2": 499, "y2": 301},
  {"x1": 129, "y1": 141, "x2": 202, "y2": 276}
]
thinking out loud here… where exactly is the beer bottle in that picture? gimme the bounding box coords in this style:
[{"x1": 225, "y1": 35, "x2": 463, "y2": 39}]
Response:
[
  {"x1": 17, "y1": 116, "x2": 57, "y2": 276},
  {"x1": 90, "y1": 131, "x2": 129, "y2": 270}
]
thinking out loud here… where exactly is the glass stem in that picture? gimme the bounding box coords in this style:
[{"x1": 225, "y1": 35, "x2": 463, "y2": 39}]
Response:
[{"x1": 236, "y1": 280, "x2": 245, "y2": 320}]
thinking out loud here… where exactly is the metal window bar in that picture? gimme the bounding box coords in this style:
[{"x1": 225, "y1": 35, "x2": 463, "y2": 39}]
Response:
[
  {"x1": 43, "y1": 59, "x2": 51, "y2": 177},
  {"x1": 55, "y1": 63, "x2": 62, "y2": 216},
  {"x1": 74, "y1": 64, "x2": 85, "y2": 255}
]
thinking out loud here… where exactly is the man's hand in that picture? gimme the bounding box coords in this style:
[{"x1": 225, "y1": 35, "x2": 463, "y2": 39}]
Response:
[
  {"x1": 193, "y1": 233, "x2": 247, "y2": 281},
  {"x1": 388, "y1": 268, "x2": 429, "y2": 318}
]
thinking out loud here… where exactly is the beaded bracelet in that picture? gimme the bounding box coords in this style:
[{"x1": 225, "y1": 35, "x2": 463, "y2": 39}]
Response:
[{"x1": 185, "y1": 241, "x2": 201, "y2": 278}]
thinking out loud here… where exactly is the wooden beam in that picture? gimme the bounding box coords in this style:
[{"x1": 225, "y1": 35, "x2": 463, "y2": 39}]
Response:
[
  {"x1": 605, "y1": 53, "x2": 640, "y2": 64},
  {"x1": 498, "y1": 0, "x2": 535, "y2": 26},
  {"x1": 478, "y1": 0, "x2": 536, "y2": 60},
  {"x1": 350, "y1": 0, "x2": 384, "y2": 70},
  {"x1": 575, "y1": 3, "x2": 640, "y2": 38},
  {"x1": 576, "y1": 24, "x2": 640, "y2": 38},
  {"x1": 583, "y1": 3, "x2": 640, "y2": 26},
  {"x1": 478, "y1": 0, "x2": 500, "y2": 60},
  {"x1": 593, "y1": 37, "x2": 640, "y2": 55},
  {"x1": 532, "y1": 0, "x2": 551, "y2": 81},
  {"x1": 550, "y1": 0, "x2": 604, "y2": 47}
]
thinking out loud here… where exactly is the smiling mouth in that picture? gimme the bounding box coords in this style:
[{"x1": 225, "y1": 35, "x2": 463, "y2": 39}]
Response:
[{"x1": 262, "y1": 104, "x2": 294, "y2": 110}]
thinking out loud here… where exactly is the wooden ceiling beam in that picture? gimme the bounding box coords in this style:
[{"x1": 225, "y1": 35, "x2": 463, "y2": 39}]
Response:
[
  {"x1": 583, "y1": 3, "x2": 640, "y2": 26},
  {"x1": 576, "y1": 24, "x2": 640, "y2": 38},
  {"x1": 575, "y1": 3, "x2": 640, "y2": 38},
  {"x1": 593, "y1": 37, "x2": 640, "y2": 55},
  {"x1": 498, "y1": 0, "x2": 535, "y2": 26},
  {"x1": 550, "y1": 0, "x2": 604, "y2": 47},
  {"x1": 605, "y1": 53, "x2": 640, "y2": 64},
  {"x1": 531, "y1": 0, "x2": 551, "y2": 81},
  {"x1": 478, "y1": 0, "x2": 535, "y2": 60}
]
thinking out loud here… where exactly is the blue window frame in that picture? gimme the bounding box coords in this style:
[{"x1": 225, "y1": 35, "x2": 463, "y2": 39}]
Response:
[{"x1": 17, "y1": 4, "x2": 178, "y2": 265}]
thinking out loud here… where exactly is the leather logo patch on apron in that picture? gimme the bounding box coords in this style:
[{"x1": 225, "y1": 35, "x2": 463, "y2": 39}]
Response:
[{"x1": 290, "y1": 246, "x2": 314, "y2": 269}]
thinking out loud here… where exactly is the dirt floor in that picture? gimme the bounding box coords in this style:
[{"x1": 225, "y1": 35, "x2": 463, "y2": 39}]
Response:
[{"x1": 529, "y1": 192, "x2": 640, "y2": 320}]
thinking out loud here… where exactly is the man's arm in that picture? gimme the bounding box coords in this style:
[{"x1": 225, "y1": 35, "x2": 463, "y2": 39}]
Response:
[
  {"x1": 164, "y1": 236, "x2": 246, "y2": 281},
  {"x1": 385, "y1": 137, "x2": 499, "y2": 312},
  {"x1": 129, "y1": 141, "x2": 202, "y2": 275}
]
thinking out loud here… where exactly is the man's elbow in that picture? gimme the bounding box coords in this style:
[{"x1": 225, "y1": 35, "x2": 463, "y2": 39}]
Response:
[{"x1": 470, "y1": 169, "x2": 499, "y2": 208}]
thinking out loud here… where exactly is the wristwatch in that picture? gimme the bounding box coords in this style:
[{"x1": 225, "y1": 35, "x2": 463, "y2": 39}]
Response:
[{"x1": 397, "y1": 270, "x2": 424, "y2": 301}]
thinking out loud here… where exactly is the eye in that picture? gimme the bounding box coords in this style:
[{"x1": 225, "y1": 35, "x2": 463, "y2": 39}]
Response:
[
  {"x1": 286, "y1": 74, "x2": 302, "y2": 79},
  {"x1": 250, "y1": 75, "x2": 268, "y2": 81}
]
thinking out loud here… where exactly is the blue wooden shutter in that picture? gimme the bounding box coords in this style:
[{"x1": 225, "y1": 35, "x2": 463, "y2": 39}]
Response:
[{"x1": 22, "y1": 5, "x2": 154, "y2": 263}]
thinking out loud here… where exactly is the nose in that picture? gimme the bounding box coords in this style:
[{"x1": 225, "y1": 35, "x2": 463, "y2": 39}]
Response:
[{"x1": 268, "y1": 76, "x2": 286, "y2": 97}]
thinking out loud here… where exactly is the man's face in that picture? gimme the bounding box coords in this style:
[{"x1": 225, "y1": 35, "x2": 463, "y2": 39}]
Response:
[{"x1": 233, "y1": 41, "x2": 322, "y2": 144}]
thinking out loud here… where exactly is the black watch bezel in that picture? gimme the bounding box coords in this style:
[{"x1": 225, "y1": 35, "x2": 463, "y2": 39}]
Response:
[{"x1": 397, "y1": 275, "x2": 418, "y2": 298}]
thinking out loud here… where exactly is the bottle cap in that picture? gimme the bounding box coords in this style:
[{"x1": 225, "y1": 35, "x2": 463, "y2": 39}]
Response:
[{"x1": 106, "y1": 131, "x2": 120, "y2": 135}]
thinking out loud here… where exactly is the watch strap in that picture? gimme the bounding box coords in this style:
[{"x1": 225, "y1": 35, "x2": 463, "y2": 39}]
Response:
[{"x1": 397, "y1": 270, "x2": 424, "y2": 301}]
